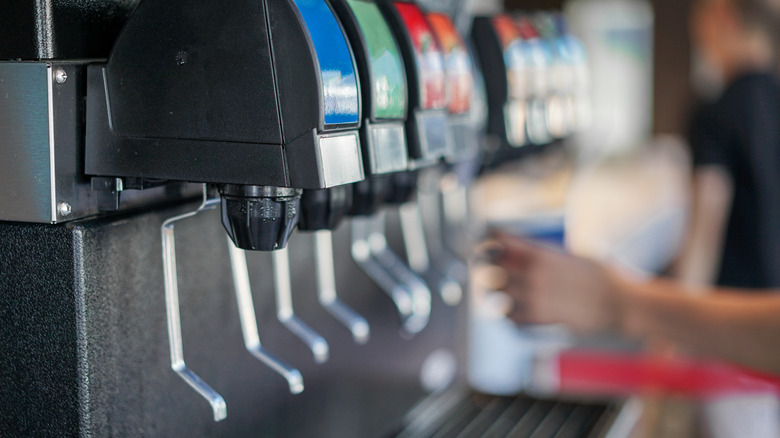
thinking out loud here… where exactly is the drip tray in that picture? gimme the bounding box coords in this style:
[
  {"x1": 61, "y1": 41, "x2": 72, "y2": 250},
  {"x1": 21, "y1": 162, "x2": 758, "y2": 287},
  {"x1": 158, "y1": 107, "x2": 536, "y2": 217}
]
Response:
[{"x1": 393, "y1": 388, "x2": 619, "y2": 438}]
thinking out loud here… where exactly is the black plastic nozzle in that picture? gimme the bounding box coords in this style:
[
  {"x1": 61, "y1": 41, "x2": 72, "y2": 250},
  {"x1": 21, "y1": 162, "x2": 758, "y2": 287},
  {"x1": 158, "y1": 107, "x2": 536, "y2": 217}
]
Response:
[
  {"x1": 384, "y1": 170, "x2": 418, "y2": 205},
  {"x1": 348, "y1": 175, "x2": 391, "y2": 217},
  {"x1": 298, "y1": 185, "x2": 353, "y2": 231},
  {"x1": 219, "y1": 185, "x2": 302, "y2": 251}
]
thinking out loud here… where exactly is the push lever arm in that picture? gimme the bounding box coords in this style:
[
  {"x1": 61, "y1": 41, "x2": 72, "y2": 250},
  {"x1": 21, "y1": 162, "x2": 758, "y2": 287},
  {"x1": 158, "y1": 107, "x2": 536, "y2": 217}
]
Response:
[
  {"x1": 272, "y1": 247, "x2": 330, "y2": 363},
  {"x1": 351, "y1": 217, "x2": 414, "y2": 325},
  {"x1": 226, "y1": 239, "x2": 304, "y2": 394},
  {"x1": 314, "y1": 230, "x2": 370, "y2": 344},
  {"x1": 368, "y1": 212, "x2": 431, "y2": 335},
  {"x1": 161, "y1": 185, "x2": 226, "y2": 421}
]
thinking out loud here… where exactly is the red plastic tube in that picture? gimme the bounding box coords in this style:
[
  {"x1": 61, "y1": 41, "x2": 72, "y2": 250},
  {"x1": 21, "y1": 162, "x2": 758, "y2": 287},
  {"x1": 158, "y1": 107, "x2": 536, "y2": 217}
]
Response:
[{"x1": 550, "y1": 349, "x2": 780, "y2": 399}]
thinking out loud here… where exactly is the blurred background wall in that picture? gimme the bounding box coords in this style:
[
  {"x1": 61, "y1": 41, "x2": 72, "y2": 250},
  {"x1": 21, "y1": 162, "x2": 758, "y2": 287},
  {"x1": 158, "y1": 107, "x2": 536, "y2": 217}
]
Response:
[{"x1": 504, "y1": 0, "x2": 693, "y2": 139}]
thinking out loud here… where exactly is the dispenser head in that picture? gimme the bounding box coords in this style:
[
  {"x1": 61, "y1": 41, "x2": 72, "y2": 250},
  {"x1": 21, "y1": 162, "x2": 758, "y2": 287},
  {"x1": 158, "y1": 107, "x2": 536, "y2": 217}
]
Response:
[
  {"x1": 394, "y1": 2, "x2": 446, "y2": 111},
  {"x1": 334, "y1": 0, "x2": 410, "y2": 177},
  {"x1": 426, "y1": 12, "x2": 473, "y2": 115},
  {"x1": 86, "y1": 0, "x2": 365, "y2": 191},
  {"x1": 427, "y1": 11, "x2": 482, "y2": 164},
  {"x1": 379, "y1": 0, "x2": 451, "y2": 164},
  {"x1": 493, "y1": 15, "x2": 529, "y2": 103},
  {"x1": 219, "y1": 185, "x2": 302, "y2": 251},
  {"x1": 472, "y1": 13, "x2": 534, "y2": 162},
  {"x1": 293, "y1": 0, "x2": 360, "y2": 126},
  {"x1": 345, "y1": 0, "x2": 408, "y2": 121}
]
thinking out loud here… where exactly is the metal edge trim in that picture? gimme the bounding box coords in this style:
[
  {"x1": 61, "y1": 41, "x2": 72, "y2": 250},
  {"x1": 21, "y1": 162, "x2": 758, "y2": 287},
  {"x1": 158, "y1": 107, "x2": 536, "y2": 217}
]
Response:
[{"x1": 46, "y1": 64, "x2": 57, "y2": 223}]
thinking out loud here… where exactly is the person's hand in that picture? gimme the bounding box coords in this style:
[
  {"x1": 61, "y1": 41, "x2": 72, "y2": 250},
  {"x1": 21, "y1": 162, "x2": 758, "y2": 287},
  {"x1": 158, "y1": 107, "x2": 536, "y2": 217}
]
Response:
[{"x1": 484, "y1": 232, "x2": 624, "y2": 335}]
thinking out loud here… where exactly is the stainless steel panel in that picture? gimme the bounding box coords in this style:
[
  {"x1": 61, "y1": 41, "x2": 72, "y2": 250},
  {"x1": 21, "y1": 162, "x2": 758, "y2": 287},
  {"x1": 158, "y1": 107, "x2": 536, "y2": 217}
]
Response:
[
  {"x1": 318, "y1": 132, "x2": 365, "y2": 187},
  {"x1": 368, "y1": 123, "x2": 409, "y2": 175},
  {"x1": 0, "y1": 62, "x2": 53, "y2": 222},
  {"x1": 0, "y1": 61, "x2": 200, "y2": 224},
  {"x1": 416, "y1": 110, "x2": 452, "y2": 161}
]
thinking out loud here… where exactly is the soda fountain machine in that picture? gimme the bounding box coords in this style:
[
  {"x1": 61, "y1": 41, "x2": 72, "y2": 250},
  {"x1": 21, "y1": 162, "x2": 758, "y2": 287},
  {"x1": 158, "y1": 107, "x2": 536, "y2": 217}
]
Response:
[
  {"x1": 0, "y1": 0, "x2": 616, "y2": 436},
  {"x1": 0, "y1": 0, "x2": 457, "y2": 434}
]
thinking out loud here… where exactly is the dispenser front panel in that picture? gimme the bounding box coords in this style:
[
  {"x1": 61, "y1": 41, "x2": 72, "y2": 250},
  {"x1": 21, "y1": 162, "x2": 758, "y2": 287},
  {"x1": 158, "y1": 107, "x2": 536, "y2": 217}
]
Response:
[
  {"x1": 393, "y1": 2, "x2": 446, "y2": 110},
  {"x1": 426, "y1": 12, "x2": 473, "y2": 115},
  {"x1": 346, "y1": 0, "x2": 407, "y2": 120},
  {"x1": 293, "y1": 0, "x2": 360, "y2": 126},
  {"x1": 492, "y1": 15, "x2": 527, "y2": 101}
]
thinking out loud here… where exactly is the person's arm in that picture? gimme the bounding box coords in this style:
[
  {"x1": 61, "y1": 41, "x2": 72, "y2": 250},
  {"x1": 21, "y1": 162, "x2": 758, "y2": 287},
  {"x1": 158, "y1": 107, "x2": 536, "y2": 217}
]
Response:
[
  {"x1": 671, "y1": 166, "x2": 734, "y2": 287},
  {"x1": 620, "y1": 277, "x2": 780, "y2": 373},
  {"x1": 489, "y1": 233, "x2": 780, "y2": 374}
]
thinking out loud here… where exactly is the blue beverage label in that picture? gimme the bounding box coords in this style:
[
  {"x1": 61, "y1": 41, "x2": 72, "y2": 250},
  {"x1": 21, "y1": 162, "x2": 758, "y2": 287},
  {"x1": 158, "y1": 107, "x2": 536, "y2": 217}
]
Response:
[{"x1": 294, "y1": 0, "x2": 360, "y2": 125}]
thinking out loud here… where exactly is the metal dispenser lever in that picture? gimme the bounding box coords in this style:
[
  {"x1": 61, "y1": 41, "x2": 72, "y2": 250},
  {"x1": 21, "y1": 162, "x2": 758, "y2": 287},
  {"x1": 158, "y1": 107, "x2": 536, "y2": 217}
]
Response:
[
  {"x1": 440, "y1": 173, "x2": 471, "y2": 255},
  {"x1": 314, "y1": 230, "x2": 370, "y2": 344},
  {"x1": 412, "y1": 174, "x2": 467, "y2": 306},
  {"x1": 351, "y1": 217, "x2": 415, "y2": 323},
  {"x1": 272, "y1": 247, "x2": 330, "y2": 364},
  {"x1": 161, "y1": 186, "x2": 226, "y2": 422},
  {"x1": 368, "y1": 212, "x2": 431, "y2": 334},
  {"x1": 226, "y1": 239, "x2": 304, "y2": 394}
]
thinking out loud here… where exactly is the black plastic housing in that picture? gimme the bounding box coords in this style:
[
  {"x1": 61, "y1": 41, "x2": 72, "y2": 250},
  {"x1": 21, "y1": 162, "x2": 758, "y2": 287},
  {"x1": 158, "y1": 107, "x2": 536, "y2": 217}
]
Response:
[
  {"x1": 0, "y1": 0, "x2": 138, "y2": 60},
  {"x1": 85, "y1": 0, "x2": 362, "y2": 190}
]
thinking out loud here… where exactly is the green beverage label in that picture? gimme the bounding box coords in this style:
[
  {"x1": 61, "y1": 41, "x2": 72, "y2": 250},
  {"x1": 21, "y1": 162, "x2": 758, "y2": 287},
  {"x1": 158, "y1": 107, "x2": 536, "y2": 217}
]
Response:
[{"x1": 347, "y1": 0, "x2": 407, "y2": 119}]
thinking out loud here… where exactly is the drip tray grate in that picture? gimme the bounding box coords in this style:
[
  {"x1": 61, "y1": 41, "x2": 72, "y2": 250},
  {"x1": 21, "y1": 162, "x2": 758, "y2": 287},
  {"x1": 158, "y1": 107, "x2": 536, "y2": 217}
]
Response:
[{"x1": 393, "y1": 388, "x2": 618, "y2": 438}]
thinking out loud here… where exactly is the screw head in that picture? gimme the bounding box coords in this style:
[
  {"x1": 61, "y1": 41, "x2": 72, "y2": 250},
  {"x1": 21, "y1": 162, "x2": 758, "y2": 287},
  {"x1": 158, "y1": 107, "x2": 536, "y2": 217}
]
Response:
[
  {"x1": 54, "y1": 68, "x2": 67, "y2": 84},
  {"x1": 58, "y1": 201, "x2": 72, "y2": 217}
]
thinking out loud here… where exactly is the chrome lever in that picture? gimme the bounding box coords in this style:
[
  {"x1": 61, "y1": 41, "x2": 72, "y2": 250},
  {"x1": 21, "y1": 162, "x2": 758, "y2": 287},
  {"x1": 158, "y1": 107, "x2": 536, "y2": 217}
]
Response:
[
  {"x1": 440, "y1": 173, "x2": 471, "y2": 252},
  {"x1": 412, "y1": 188, "x2": 466, "y2": 306},
  {"x1": 314, "y1": 230, "x2": 370, "y2": 344},
  {"x1": 351, "y1": 217, "x2": 414, "y2": 320},
  {"x1": 430, "y1": 176, "x2": 470, "y2": 280},
  {"x1": 271, "y1": 247, "x2": 330, "y2": 363},
  {"x1": 226, "y1": 238, "x2": 304, "y2": 394},
  {"x1": 368, "y1": 212, "x2": 431, "y2": 334},
  {"x1": 161, "y1": 185, "x2": 226, "y2": 422}
]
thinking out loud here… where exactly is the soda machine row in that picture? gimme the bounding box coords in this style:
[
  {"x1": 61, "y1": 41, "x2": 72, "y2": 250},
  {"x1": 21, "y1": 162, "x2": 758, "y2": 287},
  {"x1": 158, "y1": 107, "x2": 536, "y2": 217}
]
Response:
[{"x1": 0, "y1": 0, "x2": 592, "y2": 435}]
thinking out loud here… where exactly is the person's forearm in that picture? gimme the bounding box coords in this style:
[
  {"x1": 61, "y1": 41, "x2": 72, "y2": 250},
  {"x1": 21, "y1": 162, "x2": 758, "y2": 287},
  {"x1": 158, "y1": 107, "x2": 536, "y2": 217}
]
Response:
[{"x1": 618, "y1": 278, "x2": 780, "y2": 373}]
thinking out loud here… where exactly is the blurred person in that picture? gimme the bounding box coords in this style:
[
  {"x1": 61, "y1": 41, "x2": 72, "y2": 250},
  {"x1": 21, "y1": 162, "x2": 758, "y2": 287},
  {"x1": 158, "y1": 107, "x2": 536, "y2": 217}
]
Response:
[
  {"x1": 479, "y1": 0, "x2": 780, "y2": 434},
  {"x1": 673, "y1": 0, "x2": 780, "y2": 289},
  {"x1": 671, "y1": 0, "x2": 780, "y2": 433}
]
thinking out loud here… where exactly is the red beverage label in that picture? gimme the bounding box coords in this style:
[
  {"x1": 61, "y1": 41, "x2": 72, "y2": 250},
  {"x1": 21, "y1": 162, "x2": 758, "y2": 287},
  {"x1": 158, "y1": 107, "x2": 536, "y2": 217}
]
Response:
[
  {"x1": 427, "y1": 12, "x2": 473, "y2": 114},
  {"x1": 394, "y1": 2, "x2": 447, "y2": 110}
]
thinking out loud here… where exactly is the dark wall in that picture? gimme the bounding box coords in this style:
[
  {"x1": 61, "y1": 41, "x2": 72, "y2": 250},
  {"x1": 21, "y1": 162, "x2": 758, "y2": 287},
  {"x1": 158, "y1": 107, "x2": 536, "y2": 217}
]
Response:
[{"x1": 651, "y1": 0, "x2": 693, "y2": 135}]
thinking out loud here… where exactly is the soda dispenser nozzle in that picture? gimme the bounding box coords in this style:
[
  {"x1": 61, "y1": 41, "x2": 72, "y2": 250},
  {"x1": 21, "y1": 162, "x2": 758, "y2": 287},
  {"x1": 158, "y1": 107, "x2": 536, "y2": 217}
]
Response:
[{"x1": 219, "y1": 185, "x2": 302, "y2": 252}]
